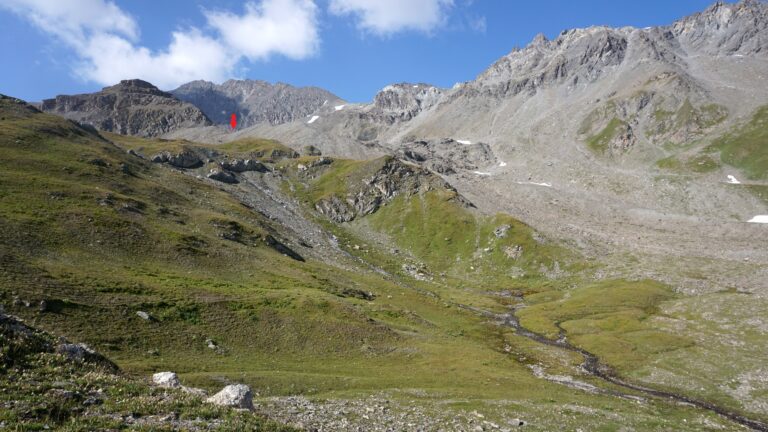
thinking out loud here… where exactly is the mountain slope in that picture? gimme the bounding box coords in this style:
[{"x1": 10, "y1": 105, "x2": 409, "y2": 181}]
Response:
[
  {"x1": 171, "y1": 79, "x2": 343, "y2": 127},
  {"x1": 39, "y1": 79, "x2": 212, "y2": 137},
  {"x1": 5, "y1": 94, "x2": 764, "y2": 430}
]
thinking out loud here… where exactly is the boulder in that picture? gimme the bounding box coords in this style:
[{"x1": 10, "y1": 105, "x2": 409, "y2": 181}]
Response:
[
  {"x1": 152, "y1": 371, "x2": 181, "y2": 388},
  {"x1": 206, "y1": 384, "x2": 254, "y2": 410},
  {"x1": 493, "y1": 225, "x2": 511, "y2": 238},
  {"x1": 136, "y1": 311, "x2": 153, "y2": 321},
  {"x1": 207, "y1": 169, "x2": 238, "y2": 184},
  {"x1": 219, "y1": 159, "x2": 266, "y2": 173}
]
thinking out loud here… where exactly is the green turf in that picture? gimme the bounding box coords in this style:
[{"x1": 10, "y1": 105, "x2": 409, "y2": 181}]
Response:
[{"x1": 709, "y1": 105, "x2": 768, "y2": 179}]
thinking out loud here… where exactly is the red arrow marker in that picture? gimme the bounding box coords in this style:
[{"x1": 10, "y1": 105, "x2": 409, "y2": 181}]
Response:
[{"x1": 230, "y1": 113, "x2": 237, "y2": 130}]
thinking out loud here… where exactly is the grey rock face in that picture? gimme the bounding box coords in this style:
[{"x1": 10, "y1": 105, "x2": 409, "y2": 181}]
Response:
[
  {"x1": 468, "y1": 27, "x2": 630, "y2": 98},
  {"x1": 206, "y1": 384, "x2": 254, "y2": 410},
  {"x1": 40, "y1": 79, "x2": 211, "y2": 137},
  {"x1": 219, "y1": 159, "x2": 266, "y2": 173},
  {"x1": 673, "y1": 0, "x2": 768, "y2": 56},
  {"x1": 207, "y1": 169, "x2": 238, "y2": 184},
  {"x1": 172, "y1": 79, "x2": 342, "y2": 127},
  {"x1": 396, "y1": 139, "x2": 498, "y2": 174},
  {"x1": 372, "y1": 83, "x2": 444, "y2": 121},
  {"x1": 150, "y1": 150, "x2": 203, "y2": 169},
  {"x1": 313, "y1": 157, "x2": 467, "y2": 223}
]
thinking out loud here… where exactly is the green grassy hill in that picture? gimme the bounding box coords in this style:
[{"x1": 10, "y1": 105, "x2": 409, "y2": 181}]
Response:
[{"x1": 0, "y1": 95, "x2": 758, "y2": 430}]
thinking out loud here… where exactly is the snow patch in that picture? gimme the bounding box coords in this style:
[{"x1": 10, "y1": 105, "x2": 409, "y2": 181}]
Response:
[
  {"x1": 733, "y1": 54, "x2": 744, "y2": 58},
  {"x1": 499, "y1": 161, "x2": 507, "y2": 167},
  {"x1": 748, "y1": 215, "x2": 768, "y2": 224},
  {"x1": 727, "y1": 175, "x2": 741, "y2": 184},
  {"x1": 457, "y1": 140, "x2": 472, "y2": 145},
  {"x1": 516, "y1": 181, "x2": 552, "y2": 188},
  {"x1": 413, "y1": 85, "x2": 419, "y2": 88},
  {"x1": 473, "y1": 171, "x2": 492, "y2": 176},
  {"x1": 322, "y1": 100, "x2": 328, "y2": 106},
  {"x1": 334, "y1": 105, "x2": 345, "y2": 111},
  {"x1": 307, "y1": 115, "x2": 320, "y2": 124}
]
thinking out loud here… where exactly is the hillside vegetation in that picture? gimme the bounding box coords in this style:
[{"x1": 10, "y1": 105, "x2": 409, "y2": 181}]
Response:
[{"x1": 0, "y1": 96, "x2": 758, "y2": 430}]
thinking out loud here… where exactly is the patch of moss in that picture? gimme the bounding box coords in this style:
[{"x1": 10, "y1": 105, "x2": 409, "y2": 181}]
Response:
[
  {"x1": 586, "y1": 117, "x2": 627, "y2": 154},
  {"x1": 709, "y1": 105, "x2": 768, "y2": 179}
]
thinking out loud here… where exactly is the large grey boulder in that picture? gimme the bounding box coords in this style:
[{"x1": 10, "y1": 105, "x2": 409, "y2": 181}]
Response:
[
  {"x1": 152, "y1": 371, "x2": 180, "y2": 388},
  {"x1": 206, "y1": 384, "x2": 254, "y2": 410}
]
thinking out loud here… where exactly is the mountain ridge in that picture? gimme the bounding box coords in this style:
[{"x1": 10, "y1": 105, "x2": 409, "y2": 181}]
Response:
[{"x1": 39, "y1": 79, "x2": 212, "y2": 137}]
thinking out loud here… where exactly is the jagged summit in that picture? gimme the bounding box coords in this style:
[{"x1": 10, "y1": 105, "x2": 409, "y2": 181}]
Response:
[
  {"x1": 673, "y1": 0, "x2": 768, "y2": 55},
  {"x1": 171, "y1": 79, "x2": 342, "y2": 127}
]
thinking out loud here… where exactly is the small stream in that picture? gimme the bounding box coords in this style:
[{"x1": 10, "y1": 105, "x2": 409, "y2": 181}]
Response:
[{"x1": 461, "y1": 304, "x2": 768, "y2": 431}]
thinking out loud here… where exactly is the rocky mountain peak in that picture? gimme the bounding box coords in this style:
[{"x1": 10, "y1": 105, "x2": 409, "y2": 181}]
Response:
[
  {"x1": 672, "y1": 0, "x2": 768, "y2": 55},
  {"x1": 373, "y1": 83, "x2": 444, "y2": 121},
  {"x1": 171, "y1": 79, "x2": 342, "y2": 127},
  {"x1": 40, "y1": 78, "x2": 211, "y2": 137},
  {"x1": 473, "y1": 25, "x2": 628, "y2": 95},
  {"x1": 108, "y1": 79, "x2": 159, "y2": 90}
]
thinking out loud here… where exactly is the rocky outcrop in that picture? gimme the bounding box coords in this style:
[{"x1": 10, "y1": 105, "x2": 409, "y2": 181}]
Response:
[
  {"x1": 150, "y1": 150, "x2": 203, "y2": 168},
  {"x1": 673, "y1": 0, "x2": 768, "y2": 56},
  {"x1": 40, "y1": 79, "x2": 211, "y2": 137},
  {"x1": 302, "y1": 145, "x2": 322, "y2": 156},
  {"x1": 171, "y1": 79, "x2": 342, "y2": 127},
  {"x1": 372, "y1": 83, "x2": 444, "y2": 121},
  {"x1": 313, "y1": 157, "x2": 468, "y2": 223},
  {"x1": 206, "y1": 384, "x2": 254, "y2": 410},
  {"x1": 1, "y1": 310, "x2": 117, "y2": 372},
  {"x1": 219, "y1": 159, "x2": 266, "y2": 173},
  {"x1": 396, "y1": 139, "x2": 498, "y2": 174},
  {"x1": 207, "y1": 169, "x2": 238, "y2": 184}
]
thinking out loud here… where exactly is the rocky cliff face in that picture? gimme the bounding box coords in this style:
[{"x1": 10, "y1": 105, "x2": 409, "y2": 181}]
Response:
[
  {"x1": 312, "y1": 157, "x2": 467, "y2": 223},
  {"x1": 673, "y1": 0, "x2": 768, "y2": 55},
  {"x1": 40, "y1": 79, "x2": 211, "y2": 137},
  {"x1": 371, "y1": 83, "x2": 444, "y2": 122},
  {"x1": 171, "y1": 79, "x2": 342, "y2": 127}
]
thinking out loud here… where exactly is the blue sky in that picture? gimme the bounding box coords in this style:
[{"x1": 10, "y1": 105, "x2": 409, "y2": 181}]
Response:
[{"x1": 0, "y1": 0, "x2": 716, "y2": 103}]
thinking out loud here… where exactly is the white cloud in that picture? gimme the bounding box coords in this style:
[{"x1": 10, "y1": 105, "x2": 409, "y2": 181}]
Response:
[
  {"x1": 1, "y1": 0, "x2": 138, "y2": 43},
  {"x1": 0, "y1": 0, "x2": 320, "y2": 89},
  {"x1": 329, "y1": 0, "x2": 453, "y2": 36},
  {"x1": 78, "y1": 30, "x2": 237, "y2": 89},
  {"x1": 206, "y1": 0, "x2": 319, "y2": 61}
]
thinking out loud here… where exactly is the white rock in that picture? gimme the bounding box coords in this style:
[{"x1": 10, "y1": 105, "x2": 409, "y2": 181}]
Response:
[
  {"x1": 748, "y1": 215, "x2": 768, "y2": 224},
  {"x1": 152, "y1": 372, "x2": 180, "y2": 388},
  {"x1": 457, "y1": 140, "x2": 472, "y2": 145},
  {"x1": 727, "y1": 175, "x2": 741, "y2": 184},
  {"x1": 206, "y1": 384, "x2": 254, "y2": 410},
  {"x1": 136, "y1": 311, "x2": 152, "y2": 320}
]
